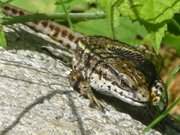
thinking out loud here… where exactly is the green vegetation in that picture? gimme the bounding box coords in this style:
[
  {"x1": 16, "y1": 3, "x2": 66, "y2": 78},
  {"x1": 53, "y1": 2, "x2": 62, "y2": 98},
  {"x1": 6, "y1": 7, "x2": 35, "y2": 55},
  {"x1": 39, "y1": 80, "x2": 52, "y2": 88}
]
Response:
[
  {"x1": 0, "y1": 0, "x2": 179, "y2": 133},
  {"x1": 0, "y1": 0, "x2": 179, "y2": 52}
]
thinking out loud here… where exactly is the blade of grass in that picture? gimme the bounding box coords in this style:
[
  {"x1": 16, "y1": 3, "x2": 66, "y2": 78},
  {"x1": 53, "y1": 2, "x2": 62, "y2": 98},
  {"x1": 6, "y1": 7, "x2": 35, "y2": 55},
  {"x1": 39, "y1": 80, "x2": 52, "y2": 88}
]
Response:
[
  {"x1": 144, "y1": 97, "x2": 180, "y2": 133},
  {"x1": 0, "y1": 25, "x2": 7, "y2": 47},
  {"x1": 110, "y1": 0, "x2": 124, "y2": 39},
  {"x1": 58, "y1": 0, "x2": 73, "y2": 29},
  {"x1": 171, "y1": 19, "x2": 180, "y2": 33}
]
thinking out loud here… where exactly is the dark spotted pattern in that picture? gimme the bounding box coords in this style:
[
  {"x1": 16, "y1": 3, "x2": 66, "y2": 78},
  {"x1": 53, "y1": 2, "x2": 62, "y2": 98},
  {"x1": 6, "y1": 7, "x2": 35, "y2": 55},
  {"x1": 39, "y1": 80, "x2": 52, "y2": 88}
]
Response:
[
  {"x1": 52, "y1": 27, "x2": 60, "y2": 37},
  {"x1": 61, "y1": 30, "x2": 68, "y2": 37},
  {"x1": 41, "y1": 21, "x2": 48, "y2": 27},
  {"x1": 49, "y1": 24, "x2": 54, "y2": 30}
]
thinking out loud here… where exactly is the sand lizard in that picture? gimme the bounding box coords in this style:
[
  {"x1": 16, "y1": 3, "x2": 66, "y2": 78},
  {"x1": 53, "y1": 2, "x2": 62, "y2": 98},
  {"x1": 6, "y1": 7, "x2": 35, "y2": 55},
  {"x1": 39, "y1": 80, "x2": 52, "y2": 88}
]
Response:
[{"x1": 1, "y1": 4, "x2": 167, "y2": 109}]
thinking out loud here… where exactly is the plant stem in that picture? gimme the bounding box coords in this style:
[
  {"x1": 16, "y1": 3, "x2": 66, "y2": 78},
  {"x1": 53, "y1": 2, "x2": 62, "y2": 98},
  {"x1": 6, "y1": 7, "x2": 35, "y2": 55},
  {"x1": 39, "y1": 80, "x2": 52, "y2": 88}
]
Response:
[
  {"x1": 144, "y1": 97, "x2": 180, "y2": 133},
  {"x1": 59, "y1": 0, "x2": 73, "y2": 30},
  {"x1": 1, "y1": 12, "x2": 105, "y2": 25},
  {"x1": 171, "y1": 19, "x2": 180, "y2": 33},
  {"x1": 110, "y1": 0, "x2": 124, "y2": 39}
]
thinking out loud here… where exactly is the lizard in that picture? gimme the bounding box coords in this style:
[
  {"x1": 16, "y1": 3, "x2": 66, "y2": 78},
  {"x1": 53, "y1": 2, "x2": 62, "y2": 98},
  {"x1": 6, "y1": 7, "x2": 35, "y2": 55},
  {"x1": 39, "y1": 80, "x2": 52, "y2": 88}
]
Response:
[{"x1": 1, "y1": 3, "x2": 167, "y2": 110}]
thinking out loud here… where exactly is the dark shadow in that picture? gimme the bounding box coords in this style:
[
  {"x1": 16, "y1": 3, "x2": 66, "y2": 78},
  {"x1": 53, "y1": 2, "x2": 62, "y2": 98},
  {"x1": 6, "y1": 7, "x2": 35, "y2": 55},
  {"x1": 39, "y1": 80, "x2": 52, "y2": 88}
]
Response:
[
  {"x1": 5, "y1": 27, "x2": 49, "y2": 51},
  {"x1": 94, "y1": 92, "x2": 159, "y2": 124},
  {"x1": 5, "y1": 27, "x2": 72, "y2": 66},
  {"x1": 67, "y1": 94, "x2": 87, "y2": 135},
  {"x1": 94, "y1": 92, "x2": 180, "y2": 135}
]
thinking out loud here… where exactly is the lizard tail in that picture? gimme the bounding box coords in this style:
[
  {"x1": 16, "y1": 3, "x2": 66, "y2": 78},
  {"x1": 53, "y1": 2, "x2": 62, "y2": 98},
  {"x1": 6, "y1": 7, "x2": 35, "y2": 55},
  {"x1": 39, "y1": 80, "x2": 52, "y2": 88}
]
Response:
[{"x1": 1, "y1": 4, "x2": 83, "y2": 50}]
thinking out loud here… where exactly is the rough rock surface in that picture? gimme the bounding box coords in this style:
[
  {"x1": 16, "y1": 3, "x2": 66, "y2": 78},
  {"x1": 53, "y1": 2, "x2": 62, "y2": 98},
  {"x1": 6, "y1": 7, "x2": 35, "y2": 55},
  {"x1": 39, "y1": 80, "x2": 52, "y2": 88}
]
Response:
[{"x1": 0, "y1": 26, "x2": 162, "y2": 135}]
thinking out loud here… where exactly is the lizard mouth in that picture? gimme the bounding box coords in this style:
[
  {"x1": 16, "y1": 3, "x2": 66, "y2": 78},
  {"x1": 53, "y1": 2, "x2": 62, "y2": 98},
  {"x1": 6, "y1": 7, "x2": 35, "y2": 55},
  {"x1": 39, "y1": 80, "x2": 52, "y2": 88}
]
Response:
[{"x1": 119, "y1": 94, "x2": 148, "y2": 106}]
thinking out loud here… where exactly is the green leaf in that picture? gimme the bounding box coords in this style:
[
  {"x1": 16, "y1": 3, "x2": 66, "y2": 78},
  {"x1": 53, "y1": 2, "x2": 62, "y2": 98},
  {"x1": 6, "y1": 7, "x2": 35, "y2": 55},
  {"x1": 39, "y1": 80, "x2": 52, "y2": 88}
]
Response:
[
  {"x1": 140, "y1": 0, "x2": 180, "y2": 24},
  {"x1": 118, "y1": 0, "x2": 180, "y2": 24},
  {"x1": 143, "y1": 25, "x2": 167, "y2": 53},
  {"x1": 55, "y1": 0, "x2": 87, "y2": 12},
  {"x1": 117, "y1": 0, "x2": 180, "y2": 51},
  {"x1": 98, "y1": 0, "x2": 117, "y2": 38},
  {"x1": 74, "y1": 19, "x2": 112, "y2": 37},
  {"x1": 113, "y1": 16, "x2": 148, "y2": 45},
  {"x1": 11, "y1": 0, "x2": 56, "y2": 13},
  {"x1": 0, "y1": 27, "x2": 7, "y2": 47},
  {"x1": 163, "y1": 33, "x2": 180, "y2": 54},
  {"x1": 74, "y1": 16, "x2": 148, "y2": 46}
]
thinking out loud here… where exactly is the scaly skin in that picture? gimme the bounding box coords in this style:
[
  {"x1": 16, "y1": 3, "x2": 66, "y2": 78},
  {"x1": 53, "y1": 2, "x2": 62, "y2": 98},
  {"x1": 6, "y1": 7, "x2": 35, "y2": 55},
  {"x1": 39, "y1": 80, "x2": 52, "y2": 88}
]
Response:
[{"x1": 1, "y1": 4, "x2": 167, "y2": 109}]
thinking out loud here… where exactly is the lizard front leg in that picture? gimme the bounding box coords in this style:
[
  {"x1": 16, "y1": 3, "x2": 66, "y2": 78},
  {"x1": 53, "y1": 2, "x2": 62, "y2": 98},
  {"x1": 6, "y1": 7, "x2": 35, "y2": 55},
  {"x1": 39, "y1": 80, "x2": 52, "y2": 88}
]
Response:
[{"x1": 69, "y1": 69, "x2": 104, "y2": 110}]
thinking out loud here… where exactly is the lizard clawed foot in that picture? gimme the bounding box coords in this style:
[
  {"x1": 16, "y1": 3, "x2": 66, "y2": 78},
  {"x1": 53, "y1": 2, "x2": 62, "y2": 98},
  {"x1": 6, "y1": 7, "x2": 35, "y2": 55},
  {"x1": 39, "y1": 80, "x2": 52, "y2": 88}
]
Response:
[
  {"x1": 79, "y1": 81, "x2": 105, "y2": 111},
  {"x1": 69, "y1": 70, "x2": 105, "y2": 111},
  {"x1": 88, "y1": 94, "x2": 105, "y2": 111}
]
